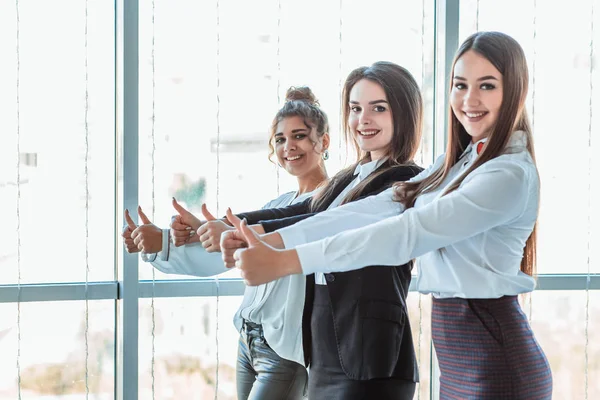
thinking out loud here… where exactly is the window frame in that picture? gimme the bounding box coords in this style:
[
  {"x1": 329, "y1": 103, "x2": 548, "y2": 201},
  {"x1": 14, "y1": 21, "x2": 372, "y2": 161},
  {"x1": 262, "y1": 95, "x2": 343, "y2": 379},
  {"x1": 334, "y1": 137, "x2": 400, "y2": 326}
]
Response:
[{"x1": 0, "y1": 0, "x2": 597, "y2": 399}]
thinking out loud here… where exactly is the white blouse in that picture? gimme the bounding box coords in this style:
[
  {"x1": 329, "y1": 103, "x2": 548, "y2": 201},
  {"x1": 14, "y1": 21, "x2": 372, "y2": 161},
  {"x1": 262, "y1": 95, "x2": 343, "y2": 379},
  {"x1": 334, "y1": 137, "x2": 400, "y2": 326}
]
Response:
[
  {"x1": 147, "y1": 190, "x2": 314, "y2": 366},
  {"x1": 277, "y1": 131, "x2": 538, "y2": 299}
]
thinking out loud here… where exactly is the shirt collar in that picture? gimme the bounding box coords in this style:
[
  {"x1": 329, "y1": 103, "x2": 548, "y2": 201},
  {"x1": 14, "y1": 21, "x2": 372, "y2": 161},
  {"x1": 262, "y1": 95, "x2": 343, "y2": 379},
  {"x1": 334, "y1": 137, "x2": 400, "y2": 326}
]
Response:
[
  {"x1": 506, "y1": 130, "x2": 528, "y2": 150},
  {"x1": 460, "y1": 130, "x2": 528, "y2": 160},
  {"x1": 353, "y1": 158, "x2": 386, "y2": 181},
  {"x1": 461, "y1": 137, "x2": 487, "y2": 158}
]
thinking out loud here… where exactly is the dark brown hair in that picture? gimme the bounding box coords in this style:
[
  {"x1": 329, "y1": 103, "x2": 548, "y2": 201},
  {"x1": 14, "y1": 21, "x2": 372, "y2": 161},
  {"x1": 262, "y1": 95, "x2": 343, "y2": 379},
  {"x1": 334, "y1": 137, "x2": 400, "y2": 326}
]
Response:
[
  {"x1": 268, "y1": 86, "x2": 329, "y2": 163},
  {"x1": 310, "y1": 61, "x2": 423, "y2": 211},
  {"x1": 394, "y1": 31, "x2": 538, "y2": 276}
]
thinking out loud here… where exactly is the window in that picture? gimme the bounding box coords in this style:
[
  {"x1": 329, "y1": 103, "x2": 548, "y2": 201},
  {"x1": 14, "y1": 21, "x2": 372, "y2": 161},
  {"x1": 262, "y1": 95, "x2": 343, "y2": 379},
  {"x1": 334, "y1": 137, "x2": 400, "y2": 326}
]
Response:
[{"x1": 0, "y1": 0, "x2": 596, "y2": 398}]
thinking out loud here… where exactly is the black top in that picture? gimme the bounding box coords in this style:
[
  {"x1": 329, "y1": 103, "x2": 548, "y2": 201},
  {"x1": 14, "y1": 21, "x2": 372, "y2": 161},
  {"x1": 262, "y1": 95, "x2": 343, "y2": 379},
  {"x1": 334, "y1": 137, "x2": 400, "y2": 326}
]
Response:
[{"x1": 237, "y1": 161, "x2": 422, "y2": 381}]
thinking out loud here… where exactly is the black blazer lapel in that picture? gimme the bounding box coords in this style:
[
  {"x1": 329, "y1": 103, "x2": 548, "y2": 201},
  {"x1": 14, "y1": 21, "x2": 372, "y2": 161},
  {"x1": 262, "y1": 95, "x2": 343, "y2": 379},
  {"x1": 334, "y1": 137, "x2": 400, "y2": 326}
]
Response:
[{"x1": 315, "y1": 172, "x2": 357, "y2": 212}]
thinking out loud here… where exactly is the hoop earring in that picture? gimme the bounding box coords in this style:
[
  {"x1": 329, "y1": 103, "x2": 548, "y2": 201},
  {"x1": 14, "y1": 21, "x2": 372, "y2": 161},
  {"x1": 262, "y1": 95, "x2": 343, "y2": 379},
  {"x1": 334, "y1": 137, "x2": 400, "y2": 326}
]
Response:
[{"x1": 322, "y1": 149, "x2": 329, "y2": 161}]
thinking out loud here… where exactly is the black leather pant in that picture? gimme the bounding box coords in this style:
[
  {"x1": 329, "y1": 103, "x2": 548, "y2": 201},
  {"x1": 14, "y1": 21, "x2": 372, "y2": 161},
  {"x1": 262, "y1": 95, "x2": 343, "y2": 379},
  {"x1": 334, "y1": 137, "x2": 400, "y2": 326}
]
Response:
[{"x1": 236, "y1": 321, "x2": 308, "y2": 400}]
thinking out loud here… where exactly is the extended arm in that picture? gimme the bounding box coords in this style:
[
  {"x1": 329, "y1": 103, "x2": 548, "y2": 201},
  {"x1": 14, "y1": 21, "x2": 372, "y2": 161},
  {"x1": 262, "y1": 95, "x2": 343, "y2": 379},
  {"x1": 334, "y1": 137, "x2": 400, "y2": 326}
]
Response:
[
  {"x1": 296, "y1": 161, "x2": 534, "y2": 275},
  {"x1": 148, "y1": 242, "x2": 228, "y2": 277}
]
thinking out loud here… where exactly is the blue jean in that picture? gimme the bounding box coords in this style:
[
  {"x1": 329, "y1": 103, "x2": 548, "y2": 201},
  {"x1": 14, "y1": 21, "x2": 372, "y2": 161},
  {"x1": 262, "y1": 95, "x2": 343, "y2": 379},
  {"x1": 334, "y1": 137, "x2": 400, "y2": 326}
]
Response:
[{"x1": 236, "y1": 321, "x2": 308, "y2": 400}]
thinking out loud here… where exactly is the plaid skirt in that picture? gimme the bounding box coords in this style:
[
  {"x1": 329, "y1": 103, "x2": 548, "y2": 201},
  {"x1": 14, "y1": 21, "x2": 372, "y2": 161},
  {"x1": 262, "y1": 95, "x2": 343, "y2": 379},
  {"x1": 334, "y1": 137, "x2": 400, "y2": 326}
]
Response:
[{"x1": 432, "y1": 296, "x2": 552, "y2": 399}]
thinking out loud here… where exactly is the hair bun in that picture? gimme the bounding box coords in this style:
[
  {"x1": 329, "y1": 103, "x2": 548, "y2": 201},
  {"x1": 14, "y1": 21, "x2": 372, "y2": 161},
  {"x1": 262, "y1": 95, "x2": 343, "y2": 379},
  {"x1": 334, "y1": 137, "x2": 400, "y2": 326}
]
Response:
[{"x1": 285, "y1": 86, "x2": 319, "y2": 106}]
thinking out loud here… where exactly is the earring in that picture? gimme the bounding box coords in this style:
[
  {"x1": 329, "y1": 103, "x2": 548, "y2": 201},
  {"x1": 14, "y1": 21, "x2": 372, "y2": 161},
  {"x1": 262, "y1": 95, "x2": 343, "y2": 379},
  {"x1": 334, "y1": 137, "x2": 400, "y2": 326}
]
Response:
[{"x1": 322, "y1": 149, "x2": 329, "y2": 161}]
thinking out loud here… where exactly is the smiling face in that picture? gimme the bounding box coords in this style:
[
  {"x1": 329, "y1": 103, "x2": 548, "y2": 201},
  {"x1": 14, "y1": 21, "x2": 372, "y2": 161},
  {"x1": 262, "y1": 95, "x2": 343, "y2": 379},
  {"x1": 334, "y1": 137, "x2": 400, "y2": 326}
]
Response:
[
  {"x1": 274, "y1": 115, "x2": 325, "y2": 178},
  {"x1": 347, "y1": 79, "x2": 394, "y2": 161},
  {"x1": 450, "y1": 50, "x2": 504, "y2": 143}
]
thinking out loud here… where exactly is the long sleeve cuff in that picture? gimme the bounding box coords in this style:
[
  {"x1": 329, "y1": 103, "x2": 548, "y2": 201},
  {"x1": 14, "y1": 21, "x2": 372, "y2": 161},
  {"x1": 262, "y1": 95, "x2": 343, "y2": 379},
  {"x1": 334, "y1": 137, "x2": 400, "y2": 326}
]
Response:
[
  {"x1": 296, "y1": 241, "x2": 328, "y2": 275},
  {"x1": 150, "y1": 242, "x2": 228, "y2": 277},
  {"x1": 159, "y1": 228, "x2": 170, "y2": 261},
  {"x1": 140, "y1": 252, "x2": 158, "y2": 262},
  {"x1": 139, "y1": 229, "x2": 170, "y2": 262},
  {"x1": 279, "y1": 226, "x2": 308, "y2": 249},
  {"x1": 260, "y1": 220, "x2": 283, "y2": 233}
]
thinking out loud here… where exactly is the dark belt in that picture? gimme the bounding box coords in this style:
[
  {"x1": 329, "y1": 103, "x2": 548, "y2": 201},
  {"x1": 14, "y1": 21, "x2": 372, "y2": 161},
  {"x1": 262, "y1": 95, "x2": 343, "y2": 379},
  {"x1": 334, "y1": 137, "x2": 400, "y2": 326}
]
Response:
[{"x1": 242, "y1": 319, "x2": 263, "y2": 335}]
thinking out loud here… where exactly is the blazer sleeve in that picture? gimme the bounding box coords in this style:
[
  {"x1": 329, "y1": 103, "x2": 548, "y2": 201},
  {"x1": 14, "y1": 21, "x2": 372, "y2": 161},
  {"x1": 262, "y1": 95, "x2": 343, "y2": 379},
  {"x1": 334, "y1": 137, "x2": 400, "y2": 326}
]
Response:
[
  {"x1": 277, "y1": 164, "x2": 423, "y2": 248},
  {"x1": 235, "y1": 197, "x2": 311, "y2": 224},
  {"x1": 259, "y1": 213, "x2": 317, "y2": 232},
  {"x1": 379, "y1": 165, "x2": 424, "y2": 191},
  {"x1": 259, "y1": 164, "x2": 423, "y2": 234}
]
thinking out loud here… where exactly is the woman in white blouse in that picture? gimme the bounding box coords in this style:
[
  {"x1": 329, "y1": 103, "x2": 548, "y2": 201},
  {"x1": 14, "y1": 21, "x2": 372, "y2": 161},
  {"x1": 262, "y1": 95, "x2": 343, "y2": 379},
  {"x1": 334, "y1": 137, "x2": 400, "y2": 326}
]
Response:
[
  {"x1": 122, "y1": 86, "x2": 330, "y2": 400},
  {"x1": 225, "y1": 32, "x2": 553, "y2": 399}
]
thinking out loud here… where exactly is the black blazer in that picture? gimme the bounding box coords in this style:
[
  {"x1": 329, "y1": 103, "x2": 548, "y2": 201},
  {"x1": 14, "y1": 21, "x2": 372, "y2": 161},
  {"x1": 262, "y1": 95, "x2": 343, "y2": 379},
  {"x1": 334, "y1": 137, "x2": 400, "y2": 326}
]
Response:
[{"x1": 237, "y1": 161, "x2": 422, "y2": 382}]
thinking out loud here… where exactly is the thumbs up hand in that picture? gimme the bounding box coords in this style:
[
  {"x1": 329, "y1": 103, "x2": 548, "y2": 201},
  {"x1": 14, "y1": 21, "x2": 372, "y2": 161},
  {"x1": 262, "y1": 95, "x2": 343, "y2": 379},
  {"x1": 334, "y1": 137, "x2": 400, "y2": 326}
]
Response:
[
  {"x1": 130, "y1": 206, "x2": 163, "y2": 254},
  {"x1": 172, "y1": 198, "x2": 202, "y2": 229},
  {"x1": 170, "y1": 198, "x2": 202, "y2": 247},
  {"x1": 220, "y1": 209, "x2": 249, "y2": 268},
  {"x1": 229, "y1": 212, "x2": 302, "y2": 286},
  {"x1": 197, "y1": 203, "x2": 234, "y2": 253},
  {"x1": 200, "y1": 203, "x2": 216, "y2": 221},
  {"x1": 122, "y1": 209, "x2": 140, "y2": 253}
]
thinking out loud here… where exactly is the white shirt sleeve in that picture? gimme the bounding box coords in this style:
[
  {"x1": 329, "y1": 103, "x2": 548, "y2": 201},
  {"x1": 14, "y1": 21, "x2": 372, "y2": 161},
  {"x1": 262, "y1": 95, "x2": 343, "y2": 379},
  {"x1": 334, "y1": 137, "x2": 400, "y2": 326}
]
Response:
[
  {"x1": 160, "y1": 228, "x2": 170, "y2": 261},
  {"x1": 296, "y1": 161, "x2": 534, "y2": 275},
  {"x1": 277, "y1": 187, "x2": 403, "y2": 248},
  {"x1": 140, "y1": 251, "x2": 158, "y2": 262},
  {"x1": 149, "y1": 242, "x2": 228, "y2": 277},
  {"x1": 277, "y1": 157, "x2": 446, "y2": 249}
]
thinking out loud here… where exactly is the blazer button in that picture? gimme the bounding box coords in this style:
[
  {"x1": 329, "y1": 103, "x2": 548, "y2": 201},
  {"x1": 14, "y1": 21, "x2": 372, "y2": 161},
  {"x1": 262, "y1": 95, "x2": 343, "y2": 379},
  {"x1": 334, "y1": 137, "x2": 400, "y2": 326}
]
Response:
[{"x1": 325, "y1": 273, "x2": 335, "y2": 282}]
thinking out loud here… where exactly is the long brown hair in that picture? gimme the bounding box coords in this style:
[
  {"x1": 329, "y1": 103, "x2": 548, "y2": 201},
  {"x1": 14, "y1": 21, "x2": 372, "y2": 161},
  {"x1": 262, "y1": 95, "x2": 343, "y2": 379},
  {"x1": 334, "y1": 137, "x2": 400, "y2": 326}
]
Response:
[
  {"x1": 394, "y1": 31, "x2": 538, "y2": 276},
  {"x1": 310, "y1": 61, "x2": 423, "y2": 211}
]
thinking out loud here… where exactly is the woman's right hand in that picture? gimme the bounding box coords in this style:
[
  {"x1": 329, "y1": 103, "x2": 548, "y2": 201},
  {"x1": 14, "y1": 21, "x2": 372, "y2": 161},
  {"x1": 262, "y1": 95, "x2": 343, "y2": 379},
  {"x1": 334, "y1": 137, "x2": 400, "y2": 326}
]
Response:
[
  {"x1": 170, "y1": 198, "x2": 202, "y2": 247},
  {"x1": 220, "y1": 208, "x2": 286, "y2": 267},
  {"x1": 197, "y1": 204, "x2": 234, "y2": 253},
  {"x1": 221, "y1": 209, "x2": 253, "y2": 267},
  {"x1": 122, "y1": 209, "x2": 141, "y2": 253},
  {"x1": 221, "y1": 228, "x2": 248, "y2": 268},
  {"x1": 232, "y1": 217, "x2": 302, "y2": 286}
]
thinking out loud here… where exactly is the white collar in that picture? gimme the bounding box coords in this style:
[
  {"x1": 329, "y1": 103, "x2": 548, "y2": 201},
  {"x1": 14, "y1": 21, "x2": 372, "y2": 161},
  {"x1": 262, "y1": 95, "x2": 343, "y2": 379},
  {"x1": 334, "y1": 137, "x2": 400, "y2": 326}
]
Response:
[
  {"x1": 506, "y1": 130, "x2": 528, "y2": 150},
  {"x1": 460, "y1": 130, "x2": 528, "y2": 160},
  {"x1": 461, "y1": 137, "x2": 488, "y2": 160},
  {"x1": 353, "y1": 158, "x2": 386, "y2": 181}
]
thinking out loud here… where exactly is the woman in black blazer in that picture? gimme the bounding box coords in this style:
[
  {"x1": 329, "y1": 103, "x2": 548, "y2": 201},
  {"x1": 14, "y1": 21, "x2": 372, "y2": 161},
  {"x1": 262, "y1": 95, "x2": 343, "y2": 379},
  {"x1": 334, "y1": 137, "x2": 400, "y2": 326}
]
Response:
[{"x1": 219, "y1": 62, "x2": 425, "y2": 399}]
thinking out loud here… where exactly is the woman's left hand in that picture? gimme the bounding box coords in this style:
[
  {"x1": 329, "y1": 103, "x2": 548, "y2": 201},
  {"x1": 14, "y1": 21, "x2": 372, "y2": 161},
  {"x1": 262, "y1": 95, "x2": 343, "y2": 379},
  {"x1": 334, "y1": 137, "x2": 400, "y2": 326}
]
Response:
[{"x1": 232, "y1": 218, "x2": 302, "y2": 286}]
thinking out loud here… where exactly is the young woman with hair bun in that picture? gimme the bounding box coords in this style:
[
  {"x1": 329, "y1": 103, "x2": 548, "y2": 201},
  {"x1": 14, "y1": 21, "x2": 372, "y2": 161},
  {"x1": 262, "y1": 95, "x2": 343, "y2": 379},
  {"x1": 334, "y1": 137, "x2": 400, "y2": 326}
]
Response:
[{"x1": 123, "y1": 86, "x2": 330, "y2": 399}]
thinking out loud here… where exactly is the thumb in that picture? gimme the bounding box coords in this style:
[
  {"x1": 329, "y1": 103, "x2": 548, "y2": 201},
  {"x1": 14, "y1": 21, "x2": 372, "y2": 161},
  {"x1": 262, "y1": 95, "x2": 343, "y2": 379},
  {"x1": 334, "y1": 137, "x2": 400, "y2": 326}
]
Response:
[
  {"x1": 172, "y1": 197, "x2": 190, "y2": 216},
  {"x1": 124, "y1": 209, "x2": 137, "y2": 230},
  {"x1": 201, "y1": 203, "x2": 216, "y2": 221},
  {"x1": 239, "y1": 218, "x2": 262, "y2": 247},
  {"x1": 138, "y1": 206, "x2": 152, "y2": 225},
  {"x1": 226, "y1": 208, "x2": 243, "y2": 230}
]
